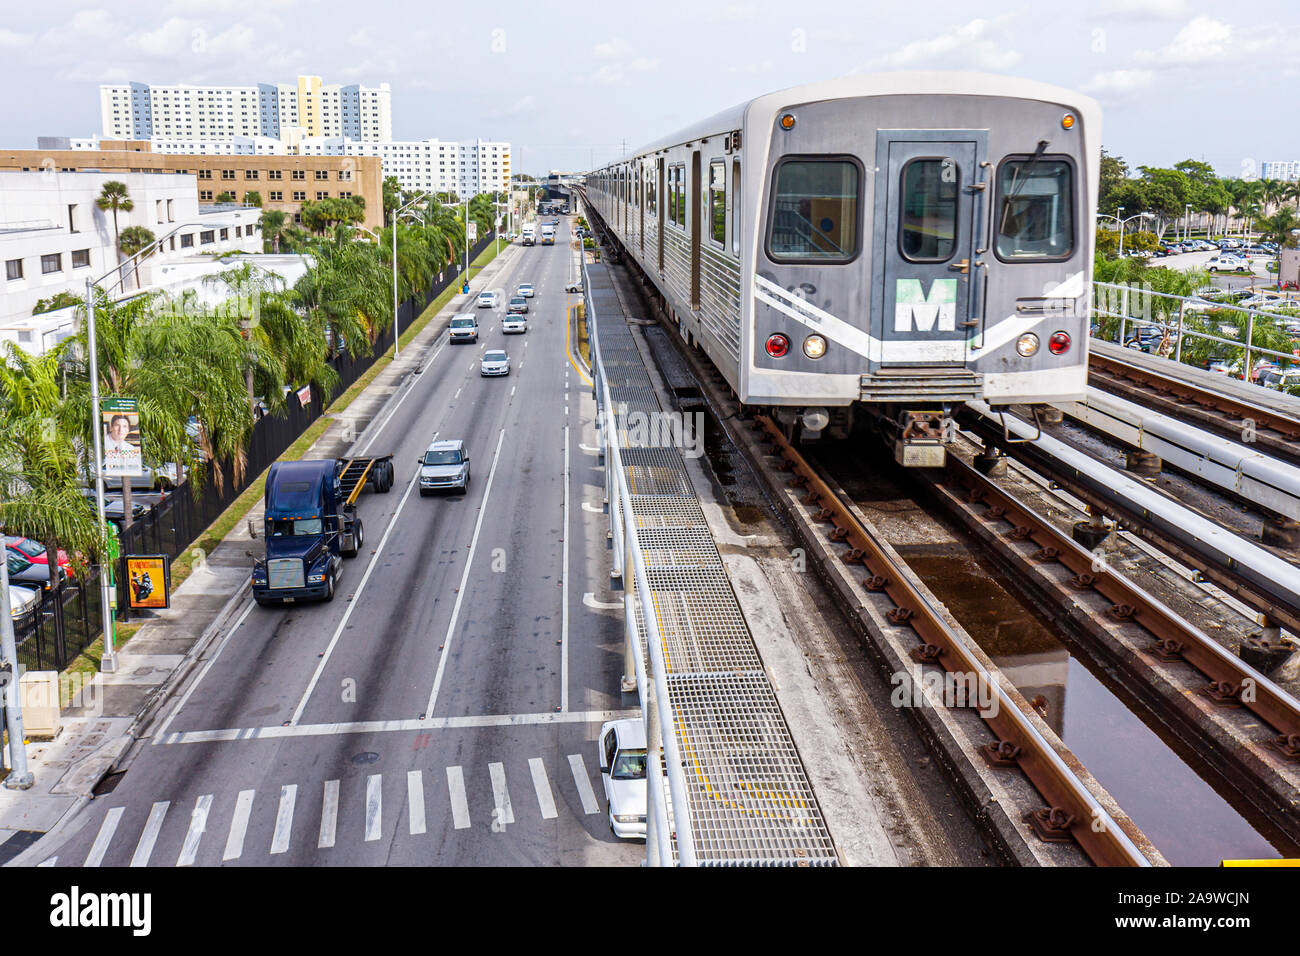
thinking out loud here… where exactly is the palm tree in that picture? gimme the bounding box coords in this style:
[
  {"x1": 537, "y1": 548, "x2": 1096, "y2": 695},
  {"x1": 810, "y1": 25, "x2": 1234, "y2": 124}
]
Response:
[
  {"x1": 95, "y1": 181, "x2": 133, "y2": 292},
  {"x1": 117, "y1": 225, "x2": 156, "y2": 291},
  {"x1": 259, "y1": 210, "x2": 288, "y2": 253}
]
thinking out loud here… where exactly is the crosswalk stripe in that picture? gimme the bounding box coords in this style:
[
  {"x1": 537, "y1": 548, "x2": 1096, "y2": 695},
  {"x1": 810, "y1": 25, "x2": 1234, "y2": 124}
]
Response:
[
  {"x1": 447, "y1": 766, "x2": 470, "y2": 830},
  {"x1": 84, "y1": 807, "x2": 124, "y2": 867},
  {"x1": 176, "y1": 794, "x2": 212, "y2": 866},
  {"x1": 489, "y1": 762, "x2": 514, "y2": 825},
  {"x1": 407, "y1": 771, "x2": 426, "y2": 835},
  {"x1": 529, "y1": 758, "x2": 558, "y2": 820},
  {"x1": 568, "y1": 754, "x2": 600, "y2": 815},
  {"x1": 365, "y1": 774, "x2": 382, "y2": 842},
  {"x1": 130, "y1": 802, "x2": 169, "y2": 867},
  {"x1": 318, "y1": 780, "x2": 339, "y2": 849},
  {"x1": 270, "y1": 784, "x2": 296, "y2": 854},
  {"x1": 224, "y1": 790, "x2": 255, "y2": 861}
]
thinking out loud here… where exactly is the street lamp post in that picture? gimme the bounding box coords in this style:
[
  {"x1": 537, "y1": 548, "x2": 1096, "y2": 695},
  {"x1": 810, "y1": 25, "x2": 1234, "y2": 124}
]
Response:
[
  {"x1": 1098, "y1": 210, "x2": 1153, "y2": 257},
  {"x1": 390, "y1": 192, "x2": 429, "y2": 360}
]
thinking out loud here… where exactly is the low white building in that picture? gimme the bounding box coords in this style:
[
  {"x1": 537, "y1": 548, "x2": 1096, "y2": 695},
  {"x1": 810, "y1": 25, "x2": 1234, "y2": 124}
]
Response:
[{"x1": 0, "y1": 170, "x2": 262, "y2": 352}]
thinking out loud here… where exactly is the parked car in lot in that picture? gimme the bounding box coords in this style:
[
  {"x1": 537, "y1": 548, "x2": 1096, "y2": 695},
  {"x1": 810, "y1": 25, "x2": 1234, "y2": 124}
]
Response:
[
  {"x1": 1206, "y1": 360, "x2": 1233, "y2": 375},
  {"x1": 501, "y1": 313, "x2": 527, "y2": 334},
  {"x1": 1251, "y1": 360, "x2": 1282, "y2": 383},
  {"x1": 9, "y1": 583, "x2": 39, "y2": 628},
  {"x1": 76, "y1": 491, "x2": 147, "y2": 528},
  {"x1": 517, "y1": 282, "x2": 534, "y2": 298},
  {"x1": 598, "y1": 718, "x2": 647, "y2": 839},
  {"x1": 1124, "y1": 325, "x2": 1164, "y2": 351},
  {"x1": 7, "y1": 549, "x2": 64, "y2": 590},
  {"x1": 480, "y1": 349, "x2": 510, "y2": 377},
  {"x1": 5, "y1": 536, "x2": 71, "y2": 576},
  {"x1": 507, "y1": 296, "x2": 528, "y2": 314},
  {"x1": 448, "y1": 313, "x2": 478, "y2": 343},
  {"x1": 418, "y1": 439, "x2": 470, "y2": 496},
  {"x1": 1206, "y1": 255, "x2": 1251, "y2": 273},
  {"x1": 477, "y1": 290, "x2": 499, "y2": 309},
  {"x1": 1262, "y1": 368, "x2": 1300, "y2": 391}
]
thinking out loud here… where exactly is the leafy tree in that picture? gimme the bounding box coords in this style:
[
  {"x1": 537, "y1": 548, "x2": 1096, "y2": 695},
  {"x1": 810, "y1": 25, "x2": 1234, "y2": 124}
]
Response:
[
  {"x1": 118, "y1": 224, "x2": 156, "y2": 291},
  {"x1": 95, "y1": 180, "x2": 133, "y2": 292},
  {"x1": 214, "y1": 191, "x2": 236, "y2": 204},
  {"x1": 382, "y1": 176, "x2": 403, "y2": 220},
  {"x1": 260, "y1": 209, "x2": 288, "y2": 253},
  {"x1": 1258, "y1": 206, "x2": 1300, "y2": 249},
  {"x1": 32, "y1": 291, "x2": 83, "y2": 315},
  {"x1": 300, "y1": 196, "x2": 366, "y2": 235},
  {"x1": 244, "y1": 191, "x2": 262, "y2": 208},
  {"x1": 1098, "y1": 151, "x2": 1129, "y2": 215}
]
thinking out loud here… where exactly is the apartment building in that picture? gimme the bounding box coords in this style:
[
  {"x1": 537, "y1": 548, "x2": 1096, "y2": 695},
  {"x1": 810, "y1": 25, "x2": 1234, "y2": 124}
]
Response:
[
  {"x1": 1260, "y1": 160, "x2": 1300, "y2": 182},
  {"x1": 297, "y1": 137, "x2": 511, "y2": 198},
  {"x1": 0, "y1": 171, "x2": 261, "y2": 352},
  {"x1": 0, "y1": 145, "x2": 384, "y2": 232},
  {"x1": 99, "y1": 76, "x2": 393, "y2": 144}
]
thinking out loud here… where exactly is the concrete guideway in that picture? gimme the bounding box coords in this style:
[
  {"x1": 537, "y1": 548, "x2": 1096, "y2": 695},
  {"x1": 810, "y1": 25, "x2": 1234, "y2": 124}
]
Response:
[{"x1": 7, "y1": 219, "x2": 643, "y2": 867}]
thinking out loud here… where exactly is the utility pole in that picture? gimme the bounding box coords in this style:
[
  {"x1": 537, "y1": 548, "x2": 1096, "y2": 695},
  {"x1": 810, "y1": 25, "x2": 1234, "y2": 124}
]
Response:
[{"x1": 1, "y1": 527, "x2": 34, "y2": 789}]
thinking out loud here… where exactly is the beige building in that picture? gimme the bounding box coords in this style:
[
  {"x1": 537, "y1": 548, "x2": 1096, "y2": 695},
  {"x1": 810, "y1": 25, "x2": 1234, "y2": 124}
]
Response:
[{"x1": 0, "y1": 144, "x2": 384, "y2": 232}]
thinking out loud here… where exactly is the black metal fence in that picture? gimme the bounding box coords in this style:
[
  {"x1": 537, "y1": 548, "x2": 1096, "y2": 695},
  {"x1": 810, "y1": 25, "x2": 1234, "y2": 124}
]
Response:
[{"x1": 15, "y1": 233, "x2": 498, "y2": 672}]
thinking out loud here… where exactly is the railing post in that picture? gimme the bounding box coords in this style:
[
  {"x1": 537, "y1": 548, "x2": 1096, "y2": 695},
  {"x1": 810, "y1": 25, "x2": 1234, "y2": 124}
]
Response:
[
  {"x1": 1175, "y1": 300, "x2": 1186, "y2": 363},
  {"x1": 1244, "y1": 311, "x2": 1256, "y2": 382},
  {"x1": 1120, "y1": 283, "x2": 1130, "y2": 344}
]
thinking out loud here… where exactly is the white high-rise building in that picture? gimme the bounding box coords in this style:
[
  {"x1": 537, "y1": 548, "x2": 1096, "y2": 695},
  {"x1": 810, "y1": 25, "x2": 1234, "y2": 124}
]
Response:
[
  {"x1": 1260, "y1": 160, "x2": 1300, "y2": 182},
  {"x1": 100, "y1": 76, "x2": 392, "y2": 144},
  {"x1": 297, "y1": 138, "x2": 512, "y2": 198}
]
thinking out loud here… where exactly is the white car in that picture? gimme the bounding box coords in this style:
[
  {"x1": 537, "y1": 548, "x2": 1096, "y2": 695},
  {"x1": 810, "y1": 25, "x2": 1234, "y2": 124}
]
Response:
[
  {"x1": 477, "y1": 290, "x2": 499, "y2": 309},
  {"x1": 502, "y1": 314, "x2": 527, "y2": 334},
  {"x1": 1206, "y1": 255, "x2": 1251, "y2": 274},
  {"x1": 480, "y1": 349, "x2": 510, "y2": 376},
  {"x1": 517, "y1": 282, "x2": 534, "y2": 298},
  {"x1": 598, "y1": 719, "x2": 647, "y2": 839},
  {"x1": 565, "y1": 282, "x2": 583, "y2": 294},
  {"x1": 448, "y1": 313, "x2": 478, "y2": 343}
]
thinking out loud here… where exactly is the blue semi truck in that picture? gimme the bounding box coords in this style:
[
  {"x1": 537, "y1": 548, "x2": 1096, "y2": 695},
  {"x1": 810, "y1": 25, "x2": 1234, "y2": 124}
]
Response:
[{"x1": 251, "y1": 455, "x2": 394, "y2": 606}]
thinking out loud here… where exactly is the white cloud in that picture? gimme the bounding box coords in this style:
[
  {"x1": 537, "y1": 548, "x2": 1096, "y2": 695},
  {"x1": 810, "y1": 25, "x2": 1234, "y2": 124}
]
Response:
[
  {"x1": 0, "y1": 29, "x2": 32, "y2": 48},
  {"x1": 592, "y1": 37, "x2": 631, "y2": 59},
  {"x1": 1138, "y1": 16, "x2": 1232, "y2": 65},
  {"x1": 874, "y1": 18, "x2": 1021, "y2": 71},
  {"x1": 1082, "y1": 69, "x2": 1154, "y2": 93},
  {"x1": 1092, "y1": 0, "x2": 1187, "y2": 18}
]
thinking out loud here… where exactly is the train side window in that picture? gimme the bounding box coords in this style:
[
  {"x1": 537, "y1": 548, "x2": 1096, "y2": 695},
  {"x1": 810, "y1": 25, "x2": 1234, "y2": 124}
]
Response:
[
  {"x1": 731, "y1": 160, "x2": 740, "y2": 256},
  {"x1": 767, "y1": 157, "x2": 859, "y2": 262},
  {"x1": 647, "y1": 167, "x2": 657, "y2": 215},
  {"x1": 709, "y1": 160, "x2": 726, "y2": 246},
  {"x1": 899, "y1": 158, "x2": 959, "y2": 262},
  {"x1": 994, "y1": 157, "x2": 1074, "y2": 261}
]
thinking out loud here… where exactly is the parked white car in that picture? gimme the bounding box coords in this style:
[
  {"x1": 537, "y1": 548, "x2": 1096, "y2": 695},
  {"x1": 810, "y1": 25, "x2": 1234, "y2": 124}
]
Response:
[
  {"x1": 1206, "y1": 255, "x2": 1251, "y2": 274},
  {"x1": 598, "y1": 719, "x2": 647, "y2": 839}
]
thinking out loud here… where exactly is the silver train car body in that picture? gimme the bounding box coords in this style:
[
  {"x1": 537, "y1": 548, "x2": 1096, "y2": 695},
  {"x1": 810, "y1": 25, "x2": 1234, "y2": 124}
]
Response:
[{"x1": 583, "y1": 72, "x2": 1101, "y2": 460}]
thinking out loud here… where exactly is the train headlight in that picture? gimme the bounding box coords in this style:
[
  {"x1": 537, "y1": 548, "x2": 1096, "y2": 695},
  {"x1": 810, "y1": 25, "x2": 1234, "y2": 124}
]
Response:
[
  {"x1": 765, "y1": 333, "x2": 791, "y2": 358},
  {"x1": 1016, "y1": 333, "x2": 1040, "y2": 357},
  {"x1": 802, "y1": 334, "x2": 827, "y2": 359},
  {"x1": 1048, "y1": 331, "x2": 1071, "y2": 355}
]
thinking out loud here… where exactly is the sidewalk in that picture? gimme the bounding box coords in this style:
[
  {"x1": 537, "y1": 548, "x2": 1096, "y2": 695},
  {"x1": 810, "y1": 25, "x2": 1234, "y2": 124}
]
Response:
[{"x1": 0, "y1": 246, "x2": 521, "y2": 864}]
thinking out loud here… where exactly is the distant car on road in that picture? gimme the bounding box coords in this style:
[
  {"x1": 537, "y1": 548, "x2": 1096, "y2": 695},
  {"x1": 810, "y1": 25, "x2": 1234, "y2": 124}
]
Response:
[
  {"x1": 507, "y1": 296, "x2": 528, "y2": 314},
  {"x1": 1206, "y1": 255, "x2": 1251, "y2": 273},
  {"x1": 565, "y1": 282, "x2": 583, "y2": 294},
  {"x1": 598, "y1": 718, "x2": 647, "y2": 839},
  {"x1": 517, "y1": 282, "x2": 534, "y2": 298},
  {"x1": 448, "y1": 313, "x2": 479, "y2": 343},
  {"x1": 502, "y1": 313, "x2": 527, "y2": 334},
  {"x1": 480, "y1": 349, "x2": 510, "y2": 377},
  {"x1": 477, "y1": 290, "x2": 499, "y2": 309},
  {"x1": 418, "y1": 439, "x2": 470, "y2": 496}
]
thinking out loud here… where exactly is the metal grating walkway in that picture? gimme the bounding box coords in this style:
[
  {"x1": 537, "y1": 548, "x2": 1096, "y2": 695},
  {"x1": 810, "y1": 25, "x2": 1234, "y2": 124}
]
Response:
[{"x1": 588, "y1": 263, "x2": 838, "y2": 866}]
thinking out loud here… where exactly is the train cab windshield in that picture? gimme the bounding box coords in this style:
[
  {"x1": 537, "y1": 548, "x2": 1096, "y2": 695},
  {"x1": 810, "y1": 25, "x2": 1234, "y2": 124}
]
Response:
[
  {"x1": 995, "y1": 158, "x2": 1075, "y2": 260},
  {"x1": 768, "y1": 158, "x2": 860, "y2": 262}
]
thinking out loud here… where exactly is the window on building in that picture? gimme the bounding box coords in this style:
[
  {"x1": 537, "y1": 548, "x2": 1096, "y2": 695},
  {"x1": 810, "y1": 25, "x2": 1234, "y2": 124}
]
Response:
[
  {"x1": 5, "y1": 258, "x2": 22, "y2": 281},
  {"x1": 181, "y1": 233, "x2": 194, "y2": 248},
  {"x1": 219, "y1": 228, "x2": 229, "y2": 240},
  {"x1": 200, "y1": 190, "x2": 213, "y2": 201},
  {"x1": 315, "y1": 169, "x2": 328, "y2": 180},
  {"x1": 268, "y1": 169, "x2": 282, "y2": 180},
  {"x1": 221, "y1": 169, "x2": 235, "y2": 180},
  {"x1": 245, "y1": 169, "x2": 259, "y2": 179},
  {"x1": 292, "y1": 169, "x2": 305, "y2": 180},
  {"x1": 200, "y1": 230, "x2": 215, "y2": 244},
  {"x1": 235, "y1": 226, "x2": 242, "y2": 238},
  {"x1": 198, "y1": 169, "x2": 212, "y2": 179},
  {"x1": 269, "y1": 190, "x2": 283, "y2": 201},
  {"x1": 72, "y1": 249, "x2": 90, "y2": 268},
  {"x1": 316, "y1": 191, "x2": 328, "y2": 200},
  {"x1": 68, "y1": 204, "x2": 79, "y2": 233},
  {"x1": 293, "y1": 191, "x2": 306, "y2": 201},
  {"x1": 41, "y1": 253, "x2": 62, "y2": 274},
  {"x1": 338, "y1": 169, "x2": 351, "y2": 181}
]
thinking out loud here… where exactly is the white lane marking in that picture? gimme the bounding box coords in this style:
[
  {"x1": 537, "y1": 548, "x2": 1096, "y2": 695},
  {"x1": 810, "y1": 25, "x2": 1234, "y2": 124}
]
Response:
[
  {"x1": 224, "y1": 789, "x2": 255, "y2": 861},
  {"x1": 158, "y1": 709, "x2": 641, "y2": 744},
  {"x1": 130, "y1": 801, "x2": 169, "y2": 867},
  {"x1": 176, "y1": 794, "x2": 212, "y2": 866},
  {"x1": 153, "y1": 600, "x2": 255, "y2": 743},
  {"x1": 489, "y1": 762, "x2": 514, "y2": 824},
  {"x1": 290, "y1": 467, "x2": 422, "y2": 725},
  {"x1": 84, "y1": 806, "x2": 124, "y2": 867},
  {"x1": 424, "y1": 428, "x2": 508, "y2": 718},
  {"x1": 510, "y1": 385, "x2": 516, "y2": 398},
  {"x1": 579, "y1": 443, "x2": 600, "y2": 454},
  {"x1": 562, "y1": 424, "x2": 570, "y2": 712},
  {"x1": 365, "y1": 773, "x2": 382, "y2": 842},
  {"x1": 583, "y1": 592, "x2": 624, "y2": 610},
  {"x1": 447, "y1": 767, "x2": 471, "y2": 830},
  {"x1": 568, "y1": 755, "x2": 600, "y2": 815},
  {"x1": 407, "y1": 770, "x2": 426, "y2": 835},
  {"x1": 270, "y1": 784, "x2": 296, "y2": 854},
  {"x1": 581, "y1": 502, "x2": 603, "y2": 514},
  {"x1": 318, "y1": 780, "x2": 339, "y2": 849},
  {"x1": 529, "y1": 758, "x2": 558, "y2": 820},
  {"x1": 454, "y1": 386, "x2": 462, "y2": 400}
]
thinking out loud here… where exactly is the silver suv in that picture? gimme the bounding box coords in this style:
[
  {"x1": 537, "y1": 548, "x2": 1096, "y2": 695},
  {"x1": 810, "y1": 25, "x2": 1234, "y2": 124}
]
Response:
[{"x1": 418, "y1": 439, "x2": 470, "y2": 495}]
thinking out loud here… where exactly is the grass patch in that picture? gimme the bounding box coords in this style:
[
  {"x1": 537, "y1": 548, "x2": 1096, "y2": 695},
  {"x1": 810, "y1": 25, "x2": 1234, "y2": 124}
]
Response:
[
  {"x1": 576, "y1": 302, "x2": 590, "y2": 366},
  {"x1": 328, "y1": 239, "x2": 504, "y2": 415}
]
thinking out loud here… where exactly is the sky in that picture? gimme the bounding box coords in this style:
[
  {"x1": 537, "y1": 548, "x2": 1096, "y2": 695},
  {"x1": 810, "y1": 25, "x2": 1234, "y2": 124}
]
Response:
[{"x1": 0, "y1": 0, "x2": 1296, "y2": 178}]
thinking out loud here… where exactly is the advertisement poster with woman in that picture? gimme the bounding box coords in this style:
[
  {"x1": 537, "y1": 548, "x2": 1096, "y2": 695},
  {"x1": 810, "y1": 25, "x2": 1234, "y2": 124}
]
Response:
[{"x1": 101, "y1": 396, "x2": 143, "y2": 478}]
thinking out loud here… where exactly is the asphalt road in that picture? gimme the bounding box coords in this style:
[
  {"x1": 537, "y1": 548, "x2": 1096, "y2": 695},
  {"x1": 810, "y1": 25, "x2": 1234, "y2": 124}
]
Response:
[{"x1": 44, "y1": 219, "x2": 644, "y2": 866}]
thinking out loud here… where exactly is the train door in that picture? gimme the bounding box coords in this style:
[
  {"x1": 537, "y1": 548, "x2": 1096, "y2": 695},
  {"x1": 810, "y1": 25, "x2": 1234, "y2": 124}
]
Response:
[
  {"x1": 872, "y1": 132, "x2": 986, "y2": 368},
  {"x1": 657, "y1": 157, "x2": 665, "y2": 273},
  {"x1": 690, "y1": 150, "x2": 701, "y2": 309},
  {"x1": 639, "y1": 163, "x2": 645, "y2": 255}
]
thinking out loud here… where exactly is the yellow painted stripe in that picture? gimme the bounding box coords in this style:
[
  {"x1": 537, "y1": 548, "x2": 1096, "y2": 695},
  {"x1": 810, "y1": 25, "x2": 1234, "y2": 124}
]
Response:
[{"x1": 565, "y1": 303, "x2": 593, "y2": 387}]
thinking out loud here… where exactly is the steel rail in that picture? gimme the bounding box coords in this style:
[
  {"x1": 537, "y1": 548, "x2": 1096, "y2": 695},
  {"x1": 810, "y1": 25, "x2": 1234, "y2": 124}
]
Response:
[
  {"x1": 755, "y1": 416, "x2": 1152, "y2": 867},
  {"x1": 939, "y1": 454, "x2": 1300, "y2": 752}
]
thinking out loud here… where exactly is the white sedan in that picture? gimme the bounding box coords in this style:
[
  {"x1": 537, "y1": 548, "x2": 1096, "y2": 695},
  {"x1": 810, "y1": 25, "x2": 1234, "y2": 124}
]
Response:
[{"x1": 598, "y1": 719, "x2": 647, "y2": 839}]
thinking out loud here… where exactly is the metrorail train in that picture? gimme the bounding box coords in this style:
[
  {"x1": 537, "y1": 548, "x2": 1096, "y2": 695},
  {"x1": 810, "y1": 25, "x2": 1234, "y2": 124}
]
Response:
[{"x1": 582, "y1": 72, "x2": 1101, "y2": 465}]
